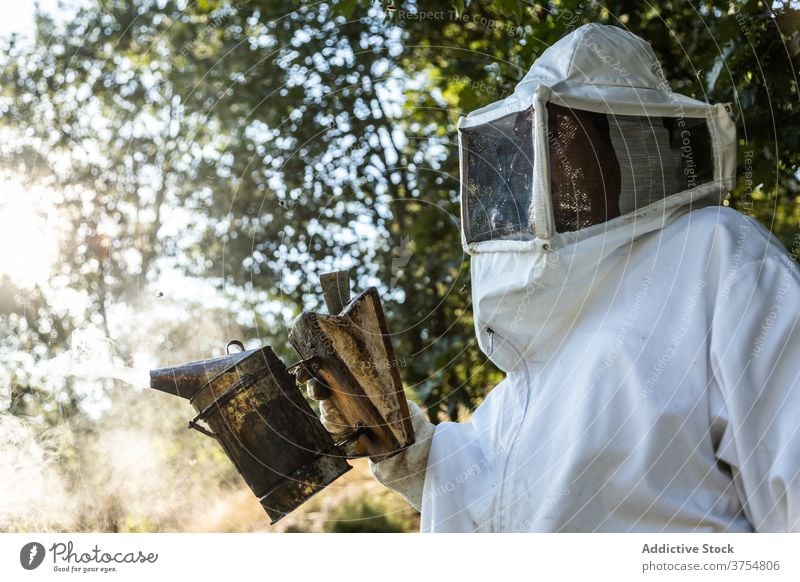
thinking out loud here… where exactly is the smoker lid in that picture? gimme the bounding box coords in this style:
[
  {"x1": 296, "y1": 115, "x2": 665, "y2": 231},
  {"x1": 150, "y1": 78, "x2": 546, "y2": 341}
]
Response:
[{"x1": 149, "y1": 347, "x2": 259, "y2": 400}]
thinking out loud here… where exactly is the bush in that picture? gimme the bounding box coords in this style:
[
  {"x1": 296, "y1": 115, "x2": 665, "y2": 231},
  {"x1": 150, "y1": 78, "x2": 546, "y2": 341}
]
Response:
[{"x1": 323, "y1": 497, "x2": 412, "y2": 533}]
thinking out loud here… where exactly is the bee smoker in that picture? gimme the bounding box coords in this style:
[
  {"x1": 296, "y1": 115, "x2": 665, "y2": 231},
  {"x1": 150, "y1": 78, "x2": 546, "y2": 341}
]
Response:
[{"x1": 149, "y1": 271, "x2": 415, "y2": 524}]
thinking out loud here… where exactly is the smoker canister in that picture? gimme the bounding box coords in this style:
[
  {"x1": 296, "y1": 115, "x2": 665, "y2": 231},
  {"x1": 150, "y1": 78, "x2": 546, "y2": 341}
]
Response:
[{"x1": 151, "y1": 345, "x2": 351, "y2": 523}]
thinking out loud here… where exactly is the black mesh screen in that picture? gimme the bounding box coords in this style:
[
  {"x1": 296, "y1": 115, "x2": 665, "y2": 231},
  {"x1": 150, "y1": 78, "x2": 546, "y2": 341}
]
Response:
[
  {"x1": 461, "y1": 104, "x2": 716, "y2": 244},
  {"x1": 548, "y1": 104, "x2": 622, "y2": 232},
  {"x1": 548, "y1": 103, "x2": 716, "y2": 233},
  {"x1": 461, "y1": 107, "x2": 535, "y2": 244}
]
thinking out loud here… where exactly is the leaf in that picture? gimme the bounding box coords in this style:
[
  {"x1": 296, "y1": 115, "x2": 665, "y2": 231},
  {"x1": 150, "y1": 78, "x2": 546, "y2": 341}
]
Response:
[{"x1": 336, "y1": 0, "x2": 358, "y2": 19}]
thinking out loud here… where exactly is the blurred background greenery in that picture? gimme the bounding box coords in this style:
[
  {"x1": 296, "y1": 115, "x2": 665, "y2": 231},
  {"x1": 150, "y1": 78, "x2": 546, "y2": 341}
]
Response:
[{"x1": 0, "y1": 0, "x2": 797, "y2": 532}]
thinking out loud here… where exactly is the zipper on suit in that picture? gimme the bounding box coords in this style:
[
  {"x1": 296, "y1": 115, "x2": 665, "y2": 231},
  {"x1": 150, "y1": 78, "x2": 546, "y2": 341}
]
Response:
[{"x1": 483, "y1": 325, "x2": 534, "y2": 531}]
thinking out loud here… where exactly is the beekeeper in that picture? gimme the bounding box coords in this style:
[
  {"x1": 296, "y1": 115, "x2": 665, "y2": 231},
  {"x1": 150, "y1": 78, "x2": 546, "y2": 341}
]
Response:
[{"x1": 318, "y1": 23, "x2": 800, "y2": 532}]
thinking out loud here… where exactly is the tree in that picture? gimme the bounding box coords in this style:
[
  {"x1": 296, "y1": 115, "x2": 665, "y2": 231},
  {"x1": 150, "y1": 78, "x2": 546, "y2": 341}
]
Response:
[{"x1": 1, "y1": 0, "x2": 797, "y2": 430}]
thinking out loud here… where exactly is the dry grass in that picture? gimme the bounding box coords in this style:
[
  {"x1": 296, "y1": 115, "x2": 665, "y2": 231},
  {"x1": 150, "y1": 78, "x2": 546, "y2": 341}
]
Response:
[{"x1": 182, "y1": 459, "x2": 419, "y2": 533}]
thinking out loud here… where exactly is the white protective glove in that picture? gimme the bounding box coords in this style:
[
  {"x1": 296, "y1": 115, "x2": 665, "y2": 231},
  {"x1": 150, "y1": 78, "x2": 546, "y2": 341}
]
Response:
[
  {"x1": 312, "y1": 392, "x2": 434, "y2": 512},
  {"x1": 367, "y1": 401, "x2": 434, "y2": 511}
]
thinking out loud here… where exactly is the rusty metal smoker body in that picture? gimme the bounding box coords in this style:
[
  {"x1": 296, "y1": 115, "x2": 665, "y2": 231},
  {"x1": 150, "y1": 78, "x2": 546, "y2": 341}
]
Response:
[{"x1": 149, "y1": 273, "x2": 414, "y2": 523}]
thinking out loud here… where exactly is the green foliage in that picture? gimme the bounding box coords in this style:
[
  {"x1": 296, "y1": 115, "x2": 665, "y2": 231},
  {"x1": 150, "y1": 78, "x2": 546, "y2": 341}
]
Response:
[
  {"x1": 0, "y1": 0, "x2": 797, "y2": 434},
  {"x1": 322, "y1": 496, "x2": 412, "y2": 533}
]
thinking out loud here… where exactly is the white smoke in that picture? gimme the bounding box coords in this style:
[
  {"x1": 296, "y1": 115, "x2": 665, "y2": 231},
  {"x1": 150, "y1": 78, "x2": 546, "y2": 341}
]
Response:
[
  {"x1": 0, "y1": 415, "x2": 76, "y2": 531},
  {"x1": 0, "y1": 291, "x2": 264, "y2": 532}
]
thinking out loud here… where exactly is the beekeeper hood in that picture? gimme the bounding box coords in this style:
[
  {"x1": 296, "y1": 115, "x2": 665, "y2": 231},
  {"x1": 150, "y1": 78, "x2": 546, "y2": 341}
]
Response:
[{"x1": 460, "y1": 24, "x2": 736, "y2": 371}]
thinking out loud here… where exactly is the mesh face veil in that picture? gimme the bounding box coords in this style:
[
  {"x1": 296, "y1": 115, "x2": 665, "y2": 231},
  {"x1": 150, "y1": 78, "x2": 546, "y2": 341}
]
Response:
[
  {"x1": 457, "y1": 26, "x2": 736, "y2": 254},
  {"x1": 461, "y1": 107, "x2": 536, "y2": 244},
  {"x1": 459, "y1": 98, "x2": 731, "y2": 250}
]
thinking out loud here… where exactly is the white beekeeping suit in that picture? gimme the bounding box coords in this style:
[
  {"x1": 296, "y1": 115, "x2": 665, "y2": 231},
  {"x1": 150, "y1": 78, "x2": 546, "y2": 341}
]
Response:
[{"x1": 366, "y1": 23, "x2": 800, "y2": 532}]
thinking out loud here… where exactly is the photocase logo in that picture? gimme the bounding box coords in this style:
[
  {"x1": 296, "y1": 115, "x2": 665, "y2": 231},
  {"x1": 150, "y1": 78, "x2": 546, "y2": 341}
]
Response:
[
  {"x1": 390, "y1": 234, "x2": 413, "y2": 290},
  {"x1": 20, "y1": 542, "x2": 46, "y2": 570}
]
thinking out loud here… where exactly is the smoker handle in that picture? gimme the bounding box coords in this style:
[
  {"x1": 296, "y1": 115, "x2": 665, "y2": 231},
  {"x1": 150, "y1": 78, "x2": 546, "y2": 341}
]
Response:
[{"x1": 188, "y1": 419, "x2": 218, "y2": 440}]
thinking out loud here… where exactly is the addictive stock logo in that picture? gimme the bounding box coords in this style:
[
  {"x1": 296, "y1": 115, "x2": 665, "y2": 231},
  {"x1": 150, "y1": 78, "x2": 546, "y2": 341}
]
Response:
[{"x1": 19, "y1": 542, "x2": 46, "y2": 570}]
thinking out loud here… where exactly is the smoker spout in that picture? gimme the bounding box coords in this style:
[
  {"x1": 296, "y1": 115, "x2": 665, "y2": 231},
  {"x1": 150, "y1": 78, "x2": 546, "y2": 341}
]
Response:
[{"x1": 149, "y1": 349, "x2": 255, "y2": 399}]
